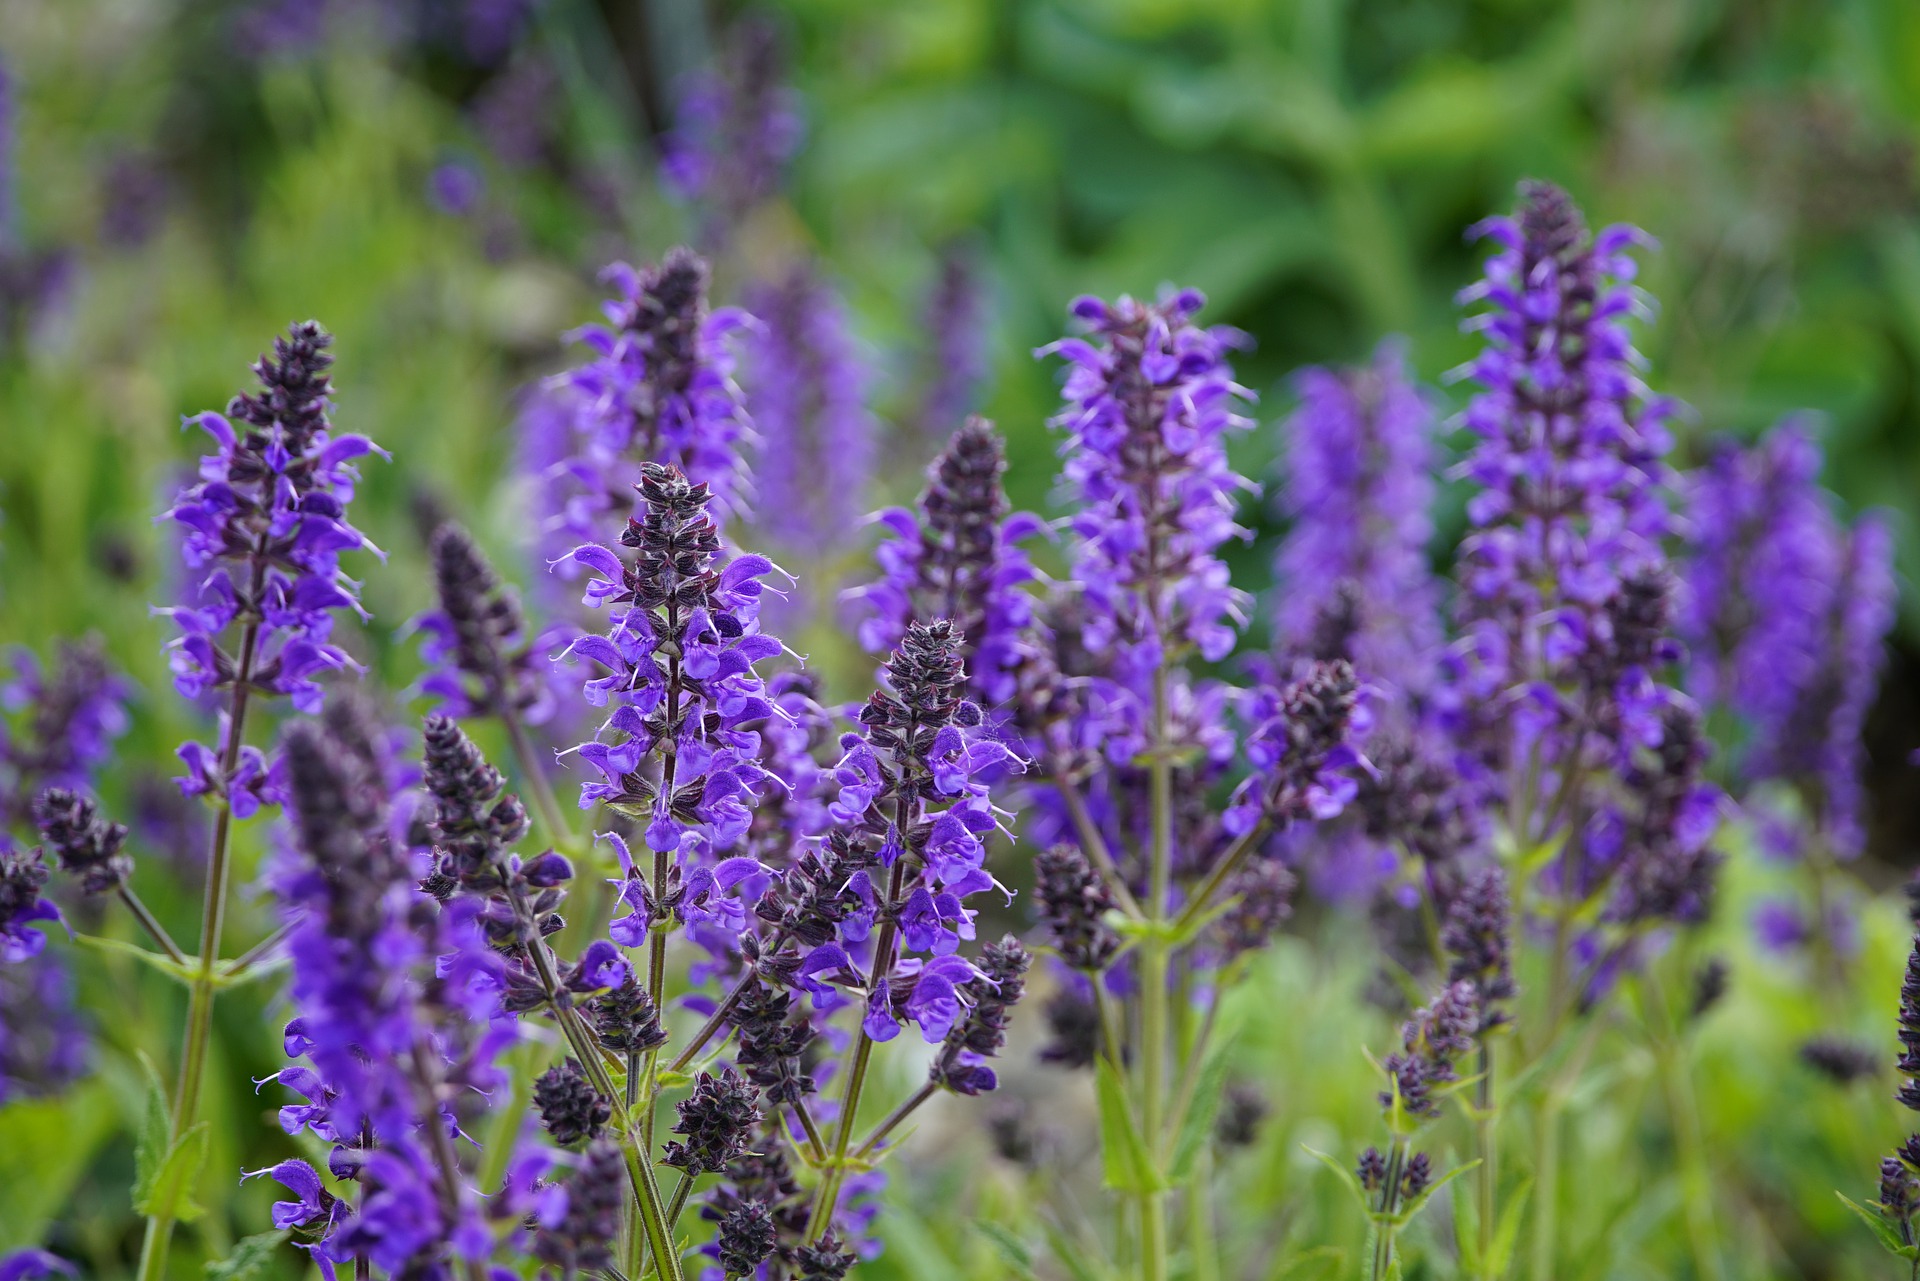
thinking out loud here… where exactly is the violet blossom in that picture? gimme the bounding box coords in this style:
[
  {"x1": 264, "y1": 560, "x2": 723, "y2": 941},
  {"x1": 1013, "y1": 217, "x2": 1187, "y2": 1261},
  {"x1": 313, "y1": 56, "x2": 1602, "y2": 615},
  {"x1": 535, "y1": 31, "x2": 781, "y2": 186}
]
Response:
[
  {"x1": 1271, "y1": 341, "x2": 1441, "y2": 698},
  {"x1": 661, "y1": 16, "x2": 802, "y2": 247},
  {"x1": 536, "y1": 250, "x2": 756, "y2": 577},
  {"x1": 743, "y1": 262, "x2": 875, "y2": 558},
  {"x1": 851, "y1": 416, "x2": 1043, "y2": 712},
  {"x1": 159, "y1": 321, "x2": 380, "y2": 810},
  {"x1": 0, "y1": 637, "x2": 131, "y2": 828}
]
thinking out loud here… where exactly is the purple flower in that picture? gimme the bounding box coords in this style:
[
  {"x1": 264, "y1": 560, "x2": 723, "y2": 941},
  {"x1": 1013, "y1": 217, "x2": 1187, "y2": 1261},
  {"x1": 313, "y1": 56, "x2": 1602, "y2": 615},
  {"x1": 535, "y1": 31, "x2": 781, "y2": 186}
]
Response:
[
  {"x1": 535, "y1": 250, "x2": 756, "y2": 578},
  {"x1": 917, "y1": 243, "x2": 989, "y2": 439},
  {"x1": 410, "y1": 521, "x2": 558, "y2": 726},
  {"x1": 268, "y1": 708, "x2": 512, "y2": 1276},
  {"x1": 0, "y1": 1250, "x2": 73, "y2": 1281},
  {"x1": 0, "y1": 637, "x2": 131, "y2": 826},
  {"x1": 1037, "y1": 286, "x2": 1255, "y2": 688},
  {"x1": 158, "y1": 322, "x2": 379, "y2": 807},
  {"x1": 0, "y1": 946, "x2": 86, "y2": 1101},
  {"x1": 1440, "y1": 182, "x2": 1676, "y2": 791},
  {"x1": 742, "y1": 262, "x2": 874, "y2": 558},
  {"x1": 427, "y1": 158, "x2": 484, "y2": 216},
  {"x1": 0, "y1": 839, "x2": 57, "y2": 963},
  {"x1": 1752, "y1": 515, "x2": 1896, "y2": 858},
  {"x1": 850, "y1": 417, "x2": 1043, "y2": 711},
  {"x1": 1271, "y1": 341, "x2": 1441, "y2": 698},
  {"x1": 660, "y1": 16, "x2": 802, "y2": 246}
]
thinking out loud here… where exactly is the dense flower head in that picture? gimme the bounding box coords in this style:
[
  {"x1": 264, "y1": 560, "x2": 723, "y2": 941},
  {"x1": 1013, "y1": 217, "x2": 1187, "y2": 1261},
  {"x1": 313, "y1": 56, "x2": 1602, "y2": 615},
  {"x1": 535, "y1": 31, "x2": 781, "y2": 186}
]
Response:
[
  {"x1": 743, "y1": 262, "x2": 874, "y2": 557},
  {"x1": 1033, "y1": 843, "x2": 1119, "y2": 972},
  {"x1": 729, "y1": 977, "x2": 818, "y2": 1105},
  {"x1": 1038, "y1": 981, "x2": 1099, "y2": 1069},
  {"x1": 1381, "y1": 980, "x2": 1478, "y2": 1120},
  {"x1": 414, "y1": 521, "x2": 556, "y2": 725},
  {"x1": 533, "y1": 1058, "x2": 610, "y2": 1145},
  {"x1": 927, "y1": 934, "x2": 1030, "y2": 1096},
  {"x1": 715, "y1": 1199, "x2": 779, "y2": 1279},
  {"x1": 1038, "y1": 286, "x2": 1255, "y2": 687},
  {"x1": 852, "y1": 416, "x2": 1042, "y2": 711},
  {"x1": 161, "y1": 321, "x2": 379, "y2": 807},
  {"x1": 1441, "y1": 865, "x2": 1516, "y2": 1024},
  {"x1": 665, "y1": 1067, "x2": 764, "y2": 1174},
  {"x1": 1443, "y1": 181, "x2": 1676, "y2": 785},
  {"x1": 1749, "y1": 513, "x2": 1897, "y2": 858},
  {"x1": 0, "y1": 638, "x2": 131, "y2": 825},
  {"x1": 558, "y1": 463, "x2": 788, "y2": 869},
  {"x1": 31, "y1": 788, "x2": 130, "y2": 895},
  {"x1": 0, "y1": 950, "x2": 86, "y2": 1103},
  {"x1": 1597, "y1": 701, "x2": 1724, "y2": 928},
  {"x1": 1273, "y1": 341, "x2": 1440, "y2": 696},
  {"x1": 533, "y1": 1139, "x2": 625, "y2": 1278},
  {"x1": 918, "y1": 244, "x2": 989, "y2": 439},
  {"x1": 661, "y1": 15, "x2": 802, "y2": 244},
  {"x1": 1679, "y1": 423, "x2": 1838, "y2": 711},
  {"x1": 537, "y1": 250, "x2": 755, "y2": 570},
  {"x1": 1801, "y1": 1035, "x2": 1881, "y2": 1085},
  {"x1": 1224, "y1": 660, "x2": 1365, "y2": 836},
  {"x1": 0, "y1": 839, "x2": 55, "y2": 963},
  {"x1": 266, "y1": 708, "x2": 513, "y2": 1276},
  {"x1": 1213, "y1": 857, "x2": 1296, "y2": 960},
  {"x1": 1897, "y1": 931, "x2": 1920, "y2": 1112}
]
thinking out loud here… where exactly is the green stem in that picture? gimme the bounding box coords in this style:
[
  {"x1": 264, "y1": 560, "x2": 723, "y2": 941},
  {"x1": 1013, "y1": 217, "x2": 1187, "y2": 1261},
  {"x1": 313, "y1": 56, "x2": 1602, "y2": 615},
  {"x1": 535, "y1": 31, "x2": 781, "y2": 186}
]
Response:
[
  {"x1": 853, "y1": 1081, "x2": 935, "y2": 1160},
  {"x1": 1647, "y1": 971, "x2": 1725, "y2": 1281},
  {"x1": 136, "y1": 609, "x2": 262, "y2": 1281},
  {"x1": 1049, "y1": 768, "x2": 1145, "y2": 921},
  {"x1": 1475, "y1": 1042, "x2": 1496, "y2": 1279},
  {"x1": 117, "y1": 885, "x2": 186, "y2": 965},
  {"x1": 1371, "y1": 1137, "x2": 1411, "y2": 1281},
  {"x1": 1136, "y1": 664, "x2": 1173, "y2": 1281}
]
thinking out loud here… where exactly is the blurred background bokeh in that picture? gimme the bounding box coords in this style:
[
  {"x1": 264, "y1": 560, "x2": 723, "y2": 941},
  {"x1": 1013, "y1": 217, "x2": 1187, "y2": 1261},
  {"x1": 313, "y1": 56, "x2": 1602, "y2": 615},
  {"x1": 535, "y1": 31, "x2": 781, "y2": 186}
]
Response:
[{"x1": 3, "y1": 1, "x2": 1920, "y2": 1277}]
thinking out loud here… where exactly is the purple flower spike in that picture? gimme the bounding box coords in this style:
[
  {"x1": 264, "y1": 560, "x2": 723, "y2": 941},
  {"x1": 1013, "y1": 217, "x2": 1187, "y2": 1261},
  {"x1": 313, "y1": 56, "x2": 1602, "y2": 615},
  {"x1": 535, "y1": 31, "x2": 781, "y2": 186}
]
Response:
[
  {"x1": 660, "y1": 16, "x2": 802, "y2": 246},
  {"x1": 536, "y1": 249, "x2": 756, "y2": 579},
  {"x1": 743, "y1": 262, "x2": 875, "y2": 558},
  {"x1": 850, "y1": 417, "x2": 1043, "y2": 711},
  {"x1": 0, "y1": 637, "x2": 131, "y2": 826},
  {"x1": 158, "y1": 322, "x2": 379, "y2": 809},
  {"x1": 1037, "y1": 286, "x2": 1255, "y2": 688},
  {"x1": 1272, "y1": 341, "x2": 1441, "y2": 697}
]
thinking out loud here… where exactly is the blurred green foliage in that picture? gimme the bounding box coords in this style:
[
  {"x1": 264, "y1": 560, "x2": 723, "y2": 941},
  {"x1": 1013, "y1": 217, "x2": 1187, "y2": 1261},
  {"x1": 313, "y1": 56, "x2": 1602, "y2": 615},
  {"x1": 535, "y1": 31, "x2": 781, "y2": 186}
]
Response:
[{"x1": 1, "y1": 0, "x2": 1918, "y2": 1277}]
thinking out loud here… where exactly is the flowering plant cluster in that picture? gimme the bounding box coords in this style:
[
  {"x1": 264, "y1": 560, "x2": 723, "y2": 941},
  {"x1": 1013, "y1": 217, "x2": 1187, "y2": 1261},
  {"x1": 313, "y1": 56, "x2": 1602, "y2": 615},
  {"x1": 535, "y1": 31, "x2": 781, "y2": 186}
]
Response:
[{"x1": 0, "y1": 156, "x2": 1912, "y2": 1281}]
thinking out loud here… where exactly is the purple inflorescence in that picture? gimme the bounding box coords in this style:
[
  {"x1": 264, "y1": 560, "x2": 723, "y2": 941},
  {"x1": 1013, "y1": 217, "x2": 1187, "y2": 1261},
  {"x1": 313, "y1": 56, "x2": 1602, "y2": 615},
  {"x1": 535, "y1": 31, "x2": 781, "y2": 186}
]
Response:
[
  {"x1": 1272, "y1": 341, "x2": 1441, "y2": 697},
  {"x1": 257, "y1": 703, "x2": 515, "y2": 1276},
  {"x1": 1038, "y1": 287, "x2": 1254, "y2": 692},
  {"x1": 535, "y1": 250, "x2": 756, "y2": 577},
  {"x1": 918, "y1": 244, "x2": 989, "y2": 440},
  {"x1": 1678, "y1": 421, "x2": 1895, "y2": 858},
  {"x1": 742, "y1": 263, "x2": 874, "y2": 557},
  {"x1": 661, "y1": 16, "x2": 802, "y2": 246},
  {"x1": 851, "y1": 416, "x2": 1042, "y2": 712},
  {"x1": 160, "y1": 322, "x2": 380, "y2": 811},
  {"x1": 0, "y1": 638, "x2": 131, "y2": 827}
]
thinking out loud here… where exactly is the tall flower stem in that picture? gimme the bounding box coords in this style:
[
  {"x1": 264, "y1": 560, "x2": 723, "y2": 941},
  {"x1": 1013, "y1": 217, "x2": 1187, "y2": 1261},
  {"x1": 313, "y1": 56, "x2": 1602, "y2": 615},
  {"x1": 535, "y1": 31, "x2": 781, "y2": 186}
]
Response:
[
  {"x1": 510, "y1": 883, "x2": 684, "y2": 1281},
  {"x1": 808, "y1": 846, "x2": 908, "y2": 1239},
  {"x1": 135, "y1": 607, "x2": 262, "y2": 1281},
  {"x1": 1136, "y1": 664, "x2": 1174, "y2": 1281},
  {"x1": 1645, "y1": 969, "x2": 1725, "y2": 1281},
  {"x1": 1369, "y1": 1136, "x2": 1411, "y2": 1281},
  {"x1": 1474, "y1": 1043, "x2": 1497, "y2": 1279}
]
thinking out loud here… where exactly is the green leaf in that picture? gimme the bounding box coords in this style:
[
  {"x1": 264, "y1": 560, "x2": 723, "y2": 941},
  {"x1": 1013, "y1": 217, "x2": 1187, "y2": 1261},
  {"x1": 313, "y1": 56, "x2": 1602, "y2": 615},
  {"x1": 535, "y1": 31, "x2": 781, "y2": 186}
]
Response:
[
  {"x1": 1302, "y1": 1146, "x2": 1371, "y2": 1211},
  {"x1": 205, "y1": 1231, "x2": 292, "y2": 1281},
  {"x1": 0, "y1": 1081, "x2": 118, "y2": 1252},
  {"x1": 1039, "y1": 1217, "x2": 1115, "y2": 1281},
  {"x1": 135, "y1": 1122, "x2": 211, "y2": 1223},
  {"x1": 74, "y1": 933, "x2": 202, "y2": 985},
  {"x1": 1451, "y1": 1164, "x2": 1480, "y2": 1274},
  {"x1": 133, "y1": 1051, "x2": 172, "y2": 1207},
  {"x1": 1265, "y1": 1245, "x2": 1345, "y2": 1281},
  {"x1": 1836, "y1": 1192, "x2": 1920, "y2": 1260},
  {"x1": 1094, "y1": 1058, "x2": 1160, "y2": 1192},
  {"x1": 1487, "y1": 1177, "x2": 1534, "y2": 1277},
  {"x1": 1166, "y1": 1012, "x2": 1243, "y2": 1184},
  {"x1": 971, "y1": 1220, "x2": 1038, "y2": 1278}
]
